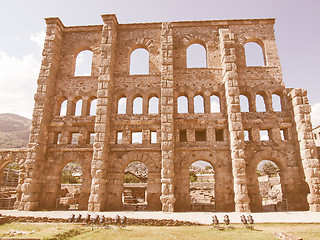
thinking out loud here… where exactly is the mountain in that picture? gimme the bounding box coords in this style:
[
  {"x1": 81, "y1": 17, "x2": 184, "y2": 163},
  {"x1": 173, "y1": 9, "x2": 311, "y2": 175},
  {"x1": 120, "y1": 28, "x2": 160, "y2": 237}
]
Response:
[{"x1": 0, "y1": 113, "x2": 31, "y2": 149}]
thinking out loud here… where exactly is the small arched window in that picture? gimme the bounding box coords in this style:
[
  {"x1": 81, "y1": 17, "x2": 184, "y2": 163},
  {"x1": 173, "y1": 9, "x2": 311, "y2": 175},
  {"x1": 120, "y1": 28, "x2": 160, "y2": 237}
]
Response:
[
  {"x1": 74, "y1": 50, "x2": 93, "y2": 76},
  {"x1": 60, "y1": 100, "x2": 67, "y2": 116},
  {"x1": 130, "y1": 48, "x2": 149, "y2": 75},
  {"x1": 133, "y1": 97, "x2": 143, "y2": 114},
  {"x1": 148, "y1": 97, "x2": 159, "y2": 114},
  {"x1": 187, "y1": 43, "x2": 207, "y2": 68},
  {"x1": 118, "y1": 97, "x2": 127, "y2": 114},
  {"x1": 90, "y1": 98, "x2": 97, "y2": 116},
  {"x1": 272, "y1": 94, "x2": 282, "y2": 112},
  {"x1": 75, "y1": 99, "x2": 82, "y2": 116},
  {"x1": 177, "y1": 96, "x2": 188, "y2": 113},
  {"x1": 239, "y1": 95, "x2": 250, "y2": 112},
  {"x1": 194, "y1": 95, "x2": 204, "y2": 113},
  {"x1": 244, "y1": 42, "x2": 265, "y2": 66},
  {"x1": 210, "y1": 95, "x2": 220, "y2": 113},
  {"x1": 256, "y1": 95, "x2": 266, "y2": 112}
]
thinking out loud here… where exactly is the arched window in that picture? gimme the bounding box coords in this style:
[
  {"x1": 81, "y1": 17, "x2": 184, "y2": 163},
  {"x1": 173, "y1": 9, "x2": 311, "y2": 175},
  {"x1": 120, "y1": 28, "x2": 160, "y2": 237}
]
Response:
[
  {"x1": 177, "y1": 96, "x2": 188, "y2": 113},
  {"x1": 60, "y1": 100, "x2": 67, "y2": 116},
  {"x1": 244, "y1": 42, "x2": 265, "y2": 66},
  {"x1": 187, "y1": 43, "x2": 207, "y2": 68},
  {"x1": 133, "y1": 97, "x2": 143, "y2": 114},
  {"x1": 210, "y1": 95, "x2": 220, "y2": 113},
  {"x1": 148, "y1": 97, "x2": 159, "y2": 114},
  {"x1": 239, "y1": 95, "x2": 249, "y2": 112},
  {"x1": 194, "y1": 95, "x2": 204, "y2": 113},
  {"x1": 130, "y1": 48, "x2": 149, "y2": 75},
  {"x1": 118, "y1": 97, "x2": 127, "y2": 114},
  {"x1": 74, "y1": 50, "x2": 93, "y2": 76},
  {"x1": 89, "y1": 98, "x2": 97, "y2": 116},
  {"x1": 272, "y1": 94, "x2": 282, "y2": 112},
  {"x1": 75, "y1": 99, "x2": 83, "y2": 116},
  {"x1": 256, "y1": 95, "x2": 266, "y2": 112}
]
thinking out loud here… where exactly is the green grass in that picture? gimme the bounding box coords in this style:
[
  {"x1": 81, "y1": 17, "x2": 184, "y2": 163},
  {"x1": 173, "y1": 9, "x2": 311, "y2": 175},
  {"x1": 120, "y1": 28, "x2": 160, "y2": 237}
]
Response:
[{"x1": 0, "y1": 223, "x2": 319, "y2": 240}]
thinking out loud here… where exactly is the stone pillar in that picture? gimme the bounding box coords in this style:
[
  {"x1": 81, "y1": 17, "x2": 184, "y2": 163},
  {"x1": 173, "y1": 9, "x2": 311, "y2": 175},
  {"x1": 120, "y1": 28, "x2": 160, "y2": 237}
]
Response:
[
  {"x1": 18, "y1": 18, "x2": 64, "y2": 211},
  {"x1": 88, "y1": 14, "x2": 118, "y2": 212},
  {"x1": 289, "y1": 88, "x2": 320, "y2": 211},
  {"x1": 160, "y1": 22, "x2": 176, "y2": 212},
  {"x1": 219, "y1": 29, "x2": 250, "y2": 212}
]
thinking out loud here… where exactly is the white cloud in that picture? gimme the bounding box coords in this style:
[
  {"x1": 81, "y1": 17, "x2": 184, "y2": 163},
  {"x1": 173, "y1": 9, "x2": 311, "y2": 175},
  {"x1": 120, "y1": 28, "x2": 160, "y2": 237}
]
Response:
[
  {"x1": 311, "y1": 103, "x2": 320, "y2": 128},
  {"x1": 30, "y1": 31, "x2": 46, "y2": 49},
  {"x1": 0, "y1": 50, "x2": 39, "y2": 119}
]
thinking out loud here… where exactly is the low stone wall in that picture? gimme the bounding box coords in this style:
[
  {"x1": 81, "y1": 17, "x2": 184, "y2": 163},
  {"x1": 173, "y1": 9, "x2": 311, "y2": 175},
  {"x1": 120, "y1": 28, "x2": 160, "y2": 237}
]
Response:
[{"x1": 4, "y1": 215, "x2": 203, "y2": 226}]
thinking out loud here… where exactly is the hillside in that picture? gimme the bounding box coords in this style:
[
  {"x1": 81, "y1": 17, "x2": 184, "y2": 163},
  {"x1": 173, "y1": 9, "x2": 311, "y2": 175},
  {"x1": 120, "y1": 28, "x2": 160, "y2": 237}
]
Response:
[{"x1": 0, "y1": 113, "x2": 31, "y2": 149}]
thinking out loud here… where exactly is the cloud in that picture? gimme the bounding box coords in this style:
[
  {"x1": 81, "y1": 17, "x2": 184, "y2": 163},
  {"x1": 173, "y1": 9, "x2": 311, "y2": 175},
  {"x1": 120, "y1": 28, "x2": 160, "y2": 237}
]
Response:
[
  {"x1": 30, "y1": 31, "x2": 46, "y2": 49},
  {"x1": 311, "y1": 103, "x2": 320, "y2": 128},
  {"x1": 0, "y1": 50, "x2": 39, "y2": 119}
]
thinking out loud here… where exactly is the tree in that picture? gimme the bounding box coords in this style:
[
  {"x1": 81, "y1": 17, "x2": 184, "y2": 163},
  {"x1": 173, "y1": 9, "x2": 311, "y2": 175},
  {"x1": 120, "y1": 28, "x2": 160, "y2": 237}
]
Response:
[
  {"x1": 262, "y1": 162, "x2": 279, "y2": 177},
  {"x1": 189, "y1": 172, "x2": 198, "y2": 182}
]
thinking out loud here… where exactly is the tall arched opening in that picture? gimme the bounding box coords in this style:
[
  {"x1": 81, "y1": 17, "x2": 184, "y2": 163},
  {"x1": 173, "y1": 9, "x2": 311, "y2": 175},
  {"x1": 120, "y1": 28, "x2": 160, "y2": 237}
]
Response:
[
  {"x1": 122, "y1": 161, "x2": 148, "y2": 211},
  {"x1": 189, "y1": 160, "x2": 215, "y2": 212},
  {"x1": 57, "y1": 162, "x2": 84, "y2": 210},
  {"x1": 257, "y1": 160, "x2": 285, "y2": 212},
  {"x1": 0, "y1": 162, "x2": 19, "y2": 209}
]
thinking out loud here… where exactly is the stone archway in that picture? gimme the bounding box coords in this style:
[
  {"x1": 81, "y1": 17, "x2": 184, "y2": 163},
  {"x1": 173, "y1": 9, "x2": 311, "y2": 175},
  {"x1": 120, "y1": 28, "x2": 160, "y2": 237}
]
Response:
[
  {"x1": 175, "y1": 151, "x2": 234, "y2": 212},
  {"x1": 246, "y1": 149, "x2": 308, "y2": 212},
  {"x1": 189, "y1": 160, "x2": 215, "y2": 211},
  {"x1": 105, "y1": 152, "x2": 161, "y2": 211}
]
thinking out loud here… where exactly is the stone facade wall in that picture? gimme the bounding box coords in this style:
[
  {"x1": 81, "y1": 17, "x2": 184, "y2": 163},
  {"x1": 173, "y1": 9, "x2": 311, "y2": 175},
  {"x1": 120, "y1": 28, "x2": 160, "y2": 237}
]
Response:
[{"x1": 3, "y1": 15, "x2": 320, "y2": 212}]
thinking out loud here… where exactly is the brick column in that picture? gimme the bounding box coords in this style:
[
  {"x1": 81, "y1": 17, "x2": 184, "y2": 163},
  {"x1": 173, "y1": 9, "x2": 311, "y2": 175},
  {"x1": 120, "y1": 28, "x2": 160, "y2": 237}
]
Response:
[
  {"x1": 19, "y1": 18, "x2": 64, "y2": 210},
  {"x1": 88, "y1": 14, "x2": 117, "y2": 212},
  {"x1": 289, "y1": 88, "x2": 320, "y2": 211},
  {"x1": 219, "y1": 29, "x2": 250, "y2": 212},
  {"x1": 160, "y1": 22, "x2": 176, "y2": 212}
]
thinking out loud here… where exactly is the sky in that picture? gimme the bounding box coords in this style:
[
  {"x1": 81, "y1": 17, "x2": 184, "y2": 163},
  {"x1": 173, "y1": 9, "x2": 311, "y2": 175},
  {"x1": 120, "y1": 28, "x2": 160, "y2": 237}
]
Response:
[{"x1": 0, "y1": 0, "x2": 319, "y2": 126}]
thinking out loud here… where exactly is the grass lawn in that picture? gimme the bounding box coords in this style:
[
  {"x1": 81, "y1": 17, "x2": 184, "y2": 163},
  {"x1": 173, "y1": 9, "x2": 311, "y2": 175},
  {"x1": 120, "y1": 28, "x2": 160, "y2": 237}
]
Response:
[{"x1": 0, "y1": 222, "x2": 319, "y2": 239}]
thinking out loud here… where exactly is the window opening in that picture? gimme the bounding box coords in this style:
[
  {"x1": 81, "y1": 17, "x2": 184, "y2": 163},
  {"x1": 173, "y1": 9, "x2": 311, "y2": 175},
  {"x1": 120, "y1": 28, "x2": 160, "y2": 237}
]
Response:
[
  {"x1": 179, "y1": 130, "x2": 187, "y2": 142},
  {"x1": 71, "y1": 133, "x2": 81, "y2": 144},
  {"x1": 244, "y1": 130, "x2": 250, "y2": 141},
  {"x1": 215, "y1": 129, "x2": 224, "y2": 141},
  {"x1": 151, "y1": 131, "x2": 157, "y2": 143},
  {"x1": 54, "y1": 132, "x2": 61, "y2": 144},
  {"x1": 148, "y1": 97, "x2": 159, "y2": 114},
  {"x1": 89, "y1": 133, "x2": 95, "y2": 144},
  {"x1": 177, "y1": 96, "x2": 188, "y2": 113},
  {"x1": 60, "y1": 100, "x2": 67, "y2": 116},
  {"x1": 280, "y1": 129, "x2": 288, "y2": 141},
  {"x1": 239, "y1": 95, "x2": 249, "y2": 112},
  {"x1": 133, "y1": 97, "x2": 143, "y2": 114},
  {"x1": 75, "y1": 99, "x2": 82, "y2": 116},
  {"x1": 194, "y1": 95, "x2": 204, "y2": 113},
  {"x1": 272, "y1": 94, "x2": 282, "y2": 111},
  {"x1": 118, "y1": 97, "x2": 127, "y2": 114},
  {"x1": 195, "y1": 130, "x2": 206, "y2": 141},
  {"x1": 244, "y1": 42, "x2": 265, "y2": 66},
  {"x1": 132, "y1": 132, "x2": 142, "y2": 144},
  {"x1": 187, "y1": 43, "x2": 207, "y2": 68},
  {"x1": 259, "y1": 130, "x2": 269, "y2": 141},
  {"x1": 130, "y1": 48, "x2": 149, "y2": 75},
  {"x1": 74, "y1": 50, "x2": 93, "y2": 76},
  {"x1": 90, "y1": 99, "x2": 97, "y2": 116},
  {"x1": 117, "y1": 132, "x2": 123, "y2": 144},
  {"x1": 210, "y1": 95, "x2": 220, "y2": 113},
  {"x1": 256, "y1": 95, "x2": 266, "y2": 112}
]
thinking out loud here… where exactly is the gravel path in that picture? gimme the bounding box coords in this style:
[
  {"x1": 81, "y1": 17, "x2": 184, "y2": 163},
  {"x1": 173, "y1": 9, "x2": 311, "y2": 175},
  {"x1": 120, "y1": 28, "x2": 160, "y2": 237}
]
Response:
[{"x1": 1, "y1": 210, "x2": 320, "y2": 224}]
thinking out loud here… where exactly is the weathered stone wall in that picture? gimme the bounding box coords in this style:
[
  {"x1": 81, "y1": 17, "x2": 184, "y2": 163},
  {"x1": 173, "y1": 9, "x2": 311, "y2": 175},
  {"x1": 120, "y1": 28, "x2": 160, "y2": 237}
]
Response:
[{"x1": 3, "y1": 15, "x2": 320, "y2": 212}]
